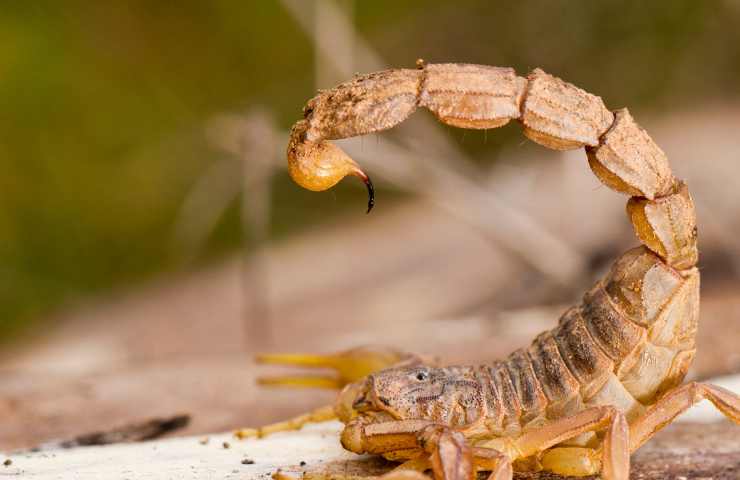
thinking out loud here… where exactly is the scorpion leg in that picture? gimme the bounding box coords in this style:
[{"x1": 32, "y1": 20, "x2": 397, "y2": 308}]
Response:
[
  {"x1": 234, "y1": 404, "x2": 335, "y2": 440},
  {"x1": 420, "y1": 426, "x2": 475, "y2": 480},
  {"x1": 472, "y1": 447, "x2": 513, "y2": 480},
  {"x1": 511, "y1": 406, "x2": 629, "y2": 480},
  {"x1": 341, "y1": 419, "x2": 491, "y2": 479},
  {"x1": 378, "y1": 471, "x2": 430, "y2": 480},
  {"x1": 391, "y1": 458, "x2": 432, "y2": 475},
  {"x1": 334, "y1": 419, "x2": 439, "y2": 476},
  {"x1": 629, "y1": 382, "x2": 740, "y2": 452},
  {"x1": 419, "y1": 426, "x2": 513, "y2": 480},
  {"x1": 382, "y1": 447, "x2": 512, "y2": 480}
]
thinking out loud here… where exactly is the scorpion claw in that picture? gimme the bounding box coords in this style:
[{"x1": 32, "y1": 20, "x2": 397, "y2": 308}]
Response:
[
  {"x1": 257, "y1": 374, "x2": 345, "y2": 389},
  {"x1": 256, "y1": 352, "x2": 337, "y2": 367},
  {"x1": 256, "y1": 346, "x2": 425, "y2": 390},
  {"x1": 256, "y1": 352, "x2": 345, "y2": 389}
]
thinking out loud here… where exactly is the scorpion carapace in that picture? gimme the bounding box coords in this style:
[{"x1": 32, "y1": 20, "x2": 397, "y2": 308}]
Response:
[{"x1": 240, "y1": 63, "x2": 740, "y2": 480}]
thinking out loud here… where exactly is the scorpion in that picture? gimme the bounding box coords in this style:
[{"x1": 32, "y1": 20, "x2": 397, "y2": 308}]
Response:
[{"x1": 238, "y1": 62, "x2": 740, "y2": 480}]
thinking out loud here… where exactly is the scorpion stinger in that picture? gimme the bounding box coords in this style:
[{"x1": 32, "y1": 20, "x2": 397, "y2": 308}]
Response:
[
  {"x1": 287, "y1": 118, "x2": 376, "y2": 214},
  {"x1": 359, "y1": 171, "x2": 375, "y2": 214}
]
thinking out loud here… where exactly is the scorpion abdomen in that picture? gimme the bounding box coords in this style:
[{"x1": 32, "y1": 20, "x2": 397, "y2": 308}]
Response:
[{"x1": 487, "y1": 246, "x2": 700, "y2": 430}]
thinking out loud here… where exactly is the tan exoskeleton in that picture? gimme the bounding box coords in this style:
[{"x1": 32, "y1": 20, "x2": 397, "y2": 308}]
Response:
[{"x1": 238, "y1": 62, "x2": 740, "y2": 480}]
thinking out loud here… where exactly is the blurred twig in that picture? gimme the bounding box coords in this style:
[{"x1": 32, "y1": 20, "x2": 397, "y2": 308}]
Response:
[
  {"x1": 29, "y1": 415, "x2": 190, "y2": 452},
  {"x1": 237, "y1": 111, "x2": 277, "y2": 348},
  {"x1": 171, "y1": 159, "x2": 243, "y2": 261},
  {"x1": 174, "y1": 109, "x2": 281, "y2": 348},
  {"x1": 314, "y1": 0, "x2": 355, "y2": 89}
]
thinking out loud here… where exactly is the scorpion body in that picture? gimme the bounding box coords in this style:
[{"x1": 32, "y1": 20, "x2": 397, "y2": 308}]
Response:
[
  {"x1": 393, "y1": 246, "x2": 698, "y2": 438},
  {"x1": 244, "y1": 63, "x2": 739, "y2": 480}
]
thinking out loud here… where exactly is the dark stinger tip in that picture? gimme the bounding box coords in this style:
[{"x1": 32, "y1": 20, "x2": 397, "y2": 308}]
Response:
[{"x1": 364, "y1": 175, "x2": 375, "y2": 214}]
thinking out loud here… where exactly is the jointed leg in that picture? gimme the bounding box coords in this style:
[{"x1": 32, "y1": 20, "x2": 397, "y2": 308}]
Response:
[
  {"x1": 379, "y1": 448, "x2": 512, "y2": 480},
  {"x1": 500, "y1": 406, "x2": 629, "y2": 480},
  {"x1": 378, "y1": 471, "x2": 430, "y2": 480},
  {"x1": 418, "y1": 426, "x2": 513, "y2": 480},
  {"x1": 472, "y1": 447, "x2": 513, "y2": 480},
  {"x1": 420, "y1": 427, "x2": 474, "y2": 480},
  {"x1": 630, "y1": 382, "x2": 740, "y2": 452},
  {"x1": 347, "y1": 421, "x2": 512, "y2": 480},
  {"x1": 391, "y1": 458, "x2": 432, "y2": 475},
  {"x1": 234, "y1": 404, "x2": 335, "y2": 439}
]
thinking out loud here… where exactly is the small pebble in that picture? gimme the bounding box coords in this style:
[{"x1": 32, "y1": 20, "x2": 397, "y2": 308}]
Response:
[
  {"x1": 3, "y1": 459, "x2": 11, "y2": 467},
  {"x1": 222, "y1": 441, "x2": 231, "y2": 449},
  {"x1": 199, "y1": 437, "x2": 210, "y2": 445},
  {"x1": 299, "y1": 461, "x2": 306, "y2": 467},
  {"x1": 241, "y1": 458, "x2": 255, "y2": 465}
]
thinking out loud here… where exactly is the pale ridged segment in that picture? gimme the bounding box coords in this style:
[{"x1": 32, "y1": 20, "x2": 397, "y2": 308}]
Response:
[
  {"x1": 419, "y1": 63, "x2": 527, "y2": 129},
  {"x1": 520, "y1": 68, "x2": 614, "y2": 150},
  {"x1": 648, "y1": 268, "x2": 700, "y2": 351},
  {"x1": 304, "y1": 69, "x2": 422, "y2": 141},
  {"x1": 619, "y1": 342, "x2": 677, "y2": 402},
  {"x1": 602, "y1": 247, "x2": 683, "y2": 327},
  {"x1": 587, "y1": 109, "x2": 674, "y2": 200},
  {"x1": 583, "y1": 373, "x2": 644, "y2": 422},
  {"x1": 627, "y1": 182, "x2": 699, "y2": 270},
  {"x1": 655, "y1": 349, "x2": 695, "y2": 397}
]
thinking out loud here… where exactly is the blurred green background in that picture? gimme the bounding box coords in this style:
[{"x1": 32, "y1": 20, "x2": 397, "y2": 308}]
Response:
[{"x1": 2, "y1": 0, "x2": 739, "y2": 340}]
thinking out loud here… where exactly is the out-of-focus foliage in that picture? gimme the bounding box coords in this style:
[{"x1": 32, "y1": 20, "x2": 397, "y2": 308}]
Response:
[{"x1": 1, "y1": 0, "x2": 739, "y2": 339}]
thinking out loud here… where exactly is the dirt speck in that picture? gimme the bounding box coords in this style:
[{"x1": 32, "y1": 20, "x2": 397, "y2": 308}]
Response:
[
  {"x1": 3, "y1": 459, "x2": 11, "y2": 467},
  {"x1": 222, "y1": 441, "x2": 231, "y2": 449},
  {"x1": 242, "y1": 458, "x2": 255, "y2": 465}
]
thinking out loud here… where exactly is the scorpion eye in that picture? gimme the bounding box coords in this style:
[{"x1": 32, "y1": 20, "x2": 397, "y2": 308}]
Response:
[{"x1": 415, "y1": 371, "x2": 429, "y2": 382}]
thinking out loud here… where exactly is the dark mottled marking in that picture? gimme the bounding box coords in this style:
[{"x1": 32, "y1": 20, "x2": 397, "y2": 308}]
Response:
[
  {"x1": 582, "y1": 286, "x2": 645, "y2": 362},
  {"x1": 554, "y1": 308, "x2": 614, "y2": 388},
  {"x1": 527, "y1": 333, "x2": 580, "y2": 404},
  {"x1": 504, "y1": 349, "x2": 548, "y2": 423},
  {"x1": 490, "y1": 362, "x2": 522, "y2": 427},
  {"x1": 305, "y1": 69, "x2": 422, "y2": 141},
  {"x1": 474, "y1": 365, "x2": 502, "y2": 427}
]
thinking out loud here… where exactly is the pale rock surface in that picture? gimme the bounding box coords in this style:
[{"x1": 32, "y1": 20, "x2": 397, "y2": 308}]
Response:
[{"x1": 3, "y1": 375, "x2": 739, "y2": 480}]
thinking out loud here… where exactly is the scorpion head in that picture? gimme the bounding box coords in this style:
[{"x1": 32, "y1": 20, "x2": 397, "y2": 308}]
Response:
[{"x1": 337, "y1": 365, "x2": 487, "y2": 455}]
